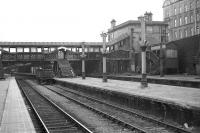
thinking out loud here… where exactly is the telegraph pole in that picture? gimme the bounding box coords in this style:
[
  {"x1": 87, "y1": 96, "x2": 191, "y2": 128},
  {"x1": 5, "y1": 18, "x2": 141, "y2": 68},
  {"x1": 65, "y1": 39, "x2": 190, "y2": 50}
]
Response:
[{"x1": 101, "y1": 32, "x2": 108, "y2": 82}]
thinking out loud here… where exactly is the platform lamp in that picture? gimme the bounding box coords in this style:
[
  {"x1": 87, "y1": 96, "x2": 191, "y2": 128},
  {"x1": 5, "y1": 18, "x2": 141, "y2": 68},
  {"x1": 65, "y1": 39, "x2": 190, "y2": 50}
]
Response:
[
  {"x1": 101, "y1": 32, "x2": 108, "y2": 82},
  {"x1": 80, "y1": 42, "x2": 86, "y2": 79},
  {"x1": 139, "y1": 16, "x2": 148, "y2": 88}
]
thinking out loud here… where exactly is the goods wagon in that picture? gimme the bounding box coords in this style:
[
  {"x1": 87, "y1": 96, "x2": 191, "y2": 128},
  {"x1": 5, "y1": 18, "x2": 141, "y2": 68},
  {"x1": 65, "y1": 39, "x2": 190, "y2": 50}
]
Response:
[{"x1": 35, "y1": 68, "x2": 55, "y2": 84}]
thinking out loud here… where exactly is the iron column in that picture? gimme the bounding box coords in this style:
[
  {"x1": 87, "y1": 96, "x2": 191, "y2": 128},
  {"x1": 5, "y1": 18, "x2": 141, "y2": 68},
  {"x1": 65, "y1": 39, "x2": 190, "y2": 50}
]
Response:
[
  {"x1": 140, "y1": 16, "x2": 148, "y2": 88},
  {"x1": 101, "y1": 32, "x2": 107, "y2": 82},
  {"x1": 160, "y1": 29, "x2": 165, "y2": 77},
  {"x1": 81, "y1": 42, "x2": 86, "y2": 79}
]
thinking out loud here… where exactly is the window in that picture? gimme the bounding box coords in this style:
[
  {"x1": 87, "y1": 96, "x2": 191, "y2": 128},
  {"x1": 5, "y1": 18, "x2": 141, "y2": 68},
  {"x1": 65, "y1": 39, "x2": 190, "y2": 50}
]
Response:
[
  {"x1": 179, "y1": 17, "x2": 182, "y2": 25},
  {"x1": 180, "y1": 6, "x2": 183, "y2": 13},
  {"x1": 197, "y1": 14, "x2": 200, "y2": 21},
  {"x1": 17, "y1": 47, "x2": 23, "y2": 52},
  {"x1": 94, "y1": 48, "x2": 100, "y2": 52},
  {"x1": 174, "y1": 8, "x2": 177, "y2": 15},
  {"x1": 100, "y1": 48, "x2": 103, "y2": 52},
  {"x1": 106, "y1": 47, "x2": 109, "y2": 52},
  {"x1": 185, "y1": 29, "x2": 188, "y2": 37},
  {"x1": 24, "y1": 48, "x2": 30, "y2": 52},
  {"x1": 166, "y1": 49, "x2": 177, "y2": 58},
  {"x1": 174, "y1": 31, "x2": 178, "y2": 39},
  {"x1": 174, "y1": 19, "x2": 177, "y2": 27},
  {"x1": 168, "y1": 33, "x2": 170, "y2": 38},
  {"x1": 43, "y1": 48, "x2": 49, "y2": 53},
  {"x1": 10, "y1": 48, "x2": 16, "y2": 53},
  {"x1": 72, "y1": 48, "x2": 76, "y2": 52},
  {"x1": 66, "y1": 48, "x2": 71, "y2": 51},
  {"x1": 79, "y1": 48, "x2": 82, "y2": 52},
  {"x1": 179, "y1": 29, "x2": 183, "y2": 38},
  {"x1": 3, "y1": 48, "x2": 9, "y2": 52},
  {"x1": 89, "y1": 48, "x2": 93, "y2": 52},
  {"x1": 50, "y1": 48, "x2": 55, "y2": 52},
  {"x1": 31, "y1": 47, "x2": 37, "y2": 52},
  {"x1": 185, "y1": 16, "x2": 188, "y2": 24},
  {"x1": 190, "y1": 15, "x2": 193, "y2": 23},
  {"x1": 85, "y1": 48, "x2": 88, "y2": 53},
  {"x1": 190, "y1": 2, "x2": 193, "y2": 10},
  {"x1": 37, "y1": 48, "x2": 42, "y2": 52},
  {"x1": 191, "y1": 27, "x2": 194, "y2": 36},
  {"x1": 168, "y1": 22, "x2": 171, "y2": 28},
  {"x1": 114, "y1": 44, "x2": 118, "y2": 50},
  {"x1": 184, "y1": 5, "x2": 188, "y2": 12},
  {"x1": 147, "y1": 26, "x2": 153, "y2": 32}
]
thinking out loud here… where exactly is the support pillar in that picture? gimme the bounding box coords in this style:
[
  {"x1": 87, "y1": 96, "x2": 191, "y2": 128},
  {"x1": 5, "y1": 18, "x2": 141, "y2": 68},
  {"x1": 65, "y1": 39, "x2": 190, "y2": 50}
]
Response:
[
  {"x1": 130, "y1": 28, "x2": 135, "y2": 72},
  {"x1": 81, "y1": 42, "x2": 86, "y2": 79},
  {"x1": 160, "y1": 42, "x2": 164, "y2": 77},
  {"x1": 101, "y1": 32, "x2": 107, "y2": 82},
  {"x1": 139, "y1": 16, "x2": 148, "y2": 88},
  {"x1": 141, "y1": 46, "x2": 148, "y2": 88}
]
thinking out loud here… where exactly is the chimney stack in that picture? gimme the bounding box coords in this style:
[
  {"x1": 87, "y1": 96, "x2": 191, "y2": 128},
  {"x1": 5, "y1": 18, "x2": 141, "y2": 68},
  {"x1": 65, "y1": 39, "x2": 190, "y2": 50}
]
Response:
[
  {"x1": 144, "y1": 12, "x2": 153, "y2": 22},
  {"x1": 111, "y1": 19, "x2": 116, "y2": 28}
]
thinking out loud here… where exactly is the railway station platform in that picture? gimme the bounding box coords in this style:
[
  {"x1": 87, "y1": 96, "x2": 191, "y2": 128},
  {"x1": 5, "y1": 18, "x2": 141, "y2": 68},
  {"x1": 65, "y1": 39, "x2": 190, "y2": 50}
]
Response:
[
  {"x1": 89, "y1": 74, "x2": 200, "y2": 88},
  {"x1": 0, "y1": 77, "x2": 36, "y2": 133},
  {"x1": 55, "y1": 77, "x2": 200, "y2": 110},
  {"x1": 55, "y1": 77, "x2": 200, "y2": 128}
]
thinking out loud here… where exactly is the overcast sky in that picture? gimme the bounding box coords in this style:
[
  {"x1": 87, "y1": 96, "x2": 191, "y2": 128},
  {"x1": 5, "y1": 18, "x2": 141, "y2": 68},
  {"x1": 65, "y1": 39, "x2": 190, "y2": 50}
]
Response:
[{"x1": 0, "y1": 0, "x2": 164, "y2": 42}]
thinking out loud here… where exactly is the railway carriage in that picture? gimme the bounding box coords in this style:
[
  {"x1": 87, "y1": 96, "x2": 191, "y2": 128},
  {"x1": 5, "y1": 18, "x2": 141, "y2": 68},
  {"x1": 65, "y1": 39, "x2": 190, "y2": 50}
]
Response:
[{"x1": 35, "y1": 68, "x2": 55, "y2": 84}]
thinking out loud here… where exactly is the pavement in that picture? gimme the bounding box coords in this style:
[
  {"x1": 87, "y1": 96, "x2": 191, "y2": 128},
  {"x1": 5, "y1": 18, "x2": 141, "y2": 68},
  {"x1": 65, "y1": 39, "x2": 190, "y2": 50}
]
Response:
[
  {"x1": 0, "y1": 77, "x2": 36, "y2": 133},
  {"x1": 55, "y1": 77, "x2": 200, "y2": 110}
]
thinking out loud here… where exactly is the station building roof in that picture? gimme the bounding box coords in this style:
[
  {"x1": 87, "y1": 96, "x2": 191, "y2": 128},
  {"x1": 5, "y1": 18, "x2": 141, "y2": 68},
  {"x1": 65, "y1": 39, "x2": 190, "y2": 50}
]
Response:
[
  {"x1": 108, "y1": 20, "x2": 167, "y2": 33},
  {"x1": 0, "y1": 42, "x2": 103, "y2": 47}
]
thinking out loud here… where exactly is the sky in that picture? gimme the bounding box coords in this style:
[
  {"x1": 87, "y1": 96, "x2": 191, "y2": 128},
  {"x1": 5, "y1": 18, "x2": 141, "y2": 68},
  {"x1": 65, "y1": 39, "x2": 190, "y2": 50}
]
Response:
[{"x1": 0, "y1": 0, "x2": 164, "y2": 42}]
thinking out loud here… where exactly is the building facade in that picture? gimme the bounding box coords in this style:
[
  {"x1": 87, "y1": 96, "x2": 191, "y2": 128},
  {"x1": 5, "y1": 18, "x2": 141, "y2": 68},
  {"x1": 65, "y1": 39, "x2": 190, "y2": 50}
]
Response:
[
  {"x1": 108, "y1": 12, "x2": 168, "y2": 52},
  {"x1": 163, "y1": 0, "x2": 200, "y2": 41},
  {"x1": 107, "y1": 12, "x2": 170, "y2": 73}
]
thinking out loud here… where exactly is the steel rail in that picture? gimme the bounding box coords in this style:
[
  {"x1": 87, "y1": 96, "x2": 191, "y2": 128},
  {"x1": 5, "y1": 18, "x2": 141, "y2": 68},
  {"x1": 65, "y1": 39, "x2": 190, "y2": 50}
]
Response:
[
  {"x1": 42, "y1": 85, "x2": 149, "y2": 133},
  {"x1": 17, "y1": 80, "x2": 93, "y2": 133},
  {"x1": 50, "y1": 84, "x2": 192, "y2": 133},
  {"x1": 17, "y1": 80, "x2": 49, "y2": 133}
]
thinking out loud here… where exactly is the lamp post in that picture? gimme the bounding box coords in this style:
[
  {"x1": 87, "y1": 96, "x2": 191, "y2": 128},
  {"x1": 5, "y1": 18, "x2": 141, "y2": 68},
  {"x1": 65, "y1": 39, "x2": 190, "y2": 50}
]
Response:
[
  {"x1": 101, "y1": 32, "x2": 107, "y2": 82},
  {"x1": 139, "y1": 16, "x2": 148, "y2": 88},
  {"x1": 80, "y1": 42, "x2": 86, "y2": 79}
]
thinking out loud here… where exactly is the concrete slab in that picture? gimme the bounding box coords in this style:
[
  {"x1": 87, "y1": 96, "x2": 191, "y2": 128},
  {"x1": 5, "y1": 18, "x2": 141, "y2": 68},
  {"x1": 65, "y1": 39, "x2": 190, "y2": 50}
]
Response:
[
  {"x1": 0, "y1": 77, "x2": 36, "y2": 133},
  {"x1": 55, "y1": 77, "x2": 200, "y2": 110}
]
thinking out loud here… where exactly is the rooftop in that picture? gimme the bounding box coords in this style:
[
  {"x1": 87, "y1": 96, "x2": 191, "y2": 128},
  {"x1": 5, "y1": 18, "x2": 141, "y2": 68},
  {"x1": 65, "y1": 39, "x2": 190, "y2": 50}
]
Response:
[
  {"x1": 108, "y1": 20, "x2": 167, "y2": 33},
  {"x1": 0, "y1": 42, "x2": 103, "y2": 47}
]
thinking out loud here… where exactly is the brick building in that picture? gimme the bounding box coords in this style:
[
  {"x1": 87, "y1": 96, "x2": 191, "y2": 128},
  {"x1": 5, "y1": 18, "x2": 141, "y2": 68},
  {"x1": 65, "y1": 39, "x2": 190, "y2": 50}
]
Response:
[
  {"x1": 163, "y1": 0, "x2": 200, "y2": 41},
  {"x1": 163, "y1": 0, "x2": 200, "y2": 75}
]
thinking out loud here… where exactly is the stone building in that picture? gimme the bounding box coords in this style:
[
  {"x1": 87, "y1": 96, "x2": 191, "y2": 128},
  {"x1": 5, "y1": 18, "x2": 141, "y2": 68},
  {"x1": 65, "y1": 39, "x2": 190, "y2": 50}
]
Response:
[
  {"x1": 163, "y1": 0, "x2": 200, "y2": 41},
  {"x1": 107, "y1": 12, "x2": 168, "y2": 73}
]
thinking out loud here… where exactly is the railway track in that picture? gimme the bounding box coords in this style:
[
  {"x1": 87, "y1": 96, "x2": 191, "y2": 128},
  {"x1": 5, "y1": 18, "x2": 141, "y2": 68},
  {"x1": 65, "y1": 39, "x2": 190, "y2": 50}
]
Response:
[
  {"x1": 17, "y1": 79, "x2": 93, "y2": 133},
  {"x1": 25, "y1": 80, "x2": 148, "y2": 133},
  {"x1": 43, "y1": 84, "x2": 192, "y2": 133}
]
